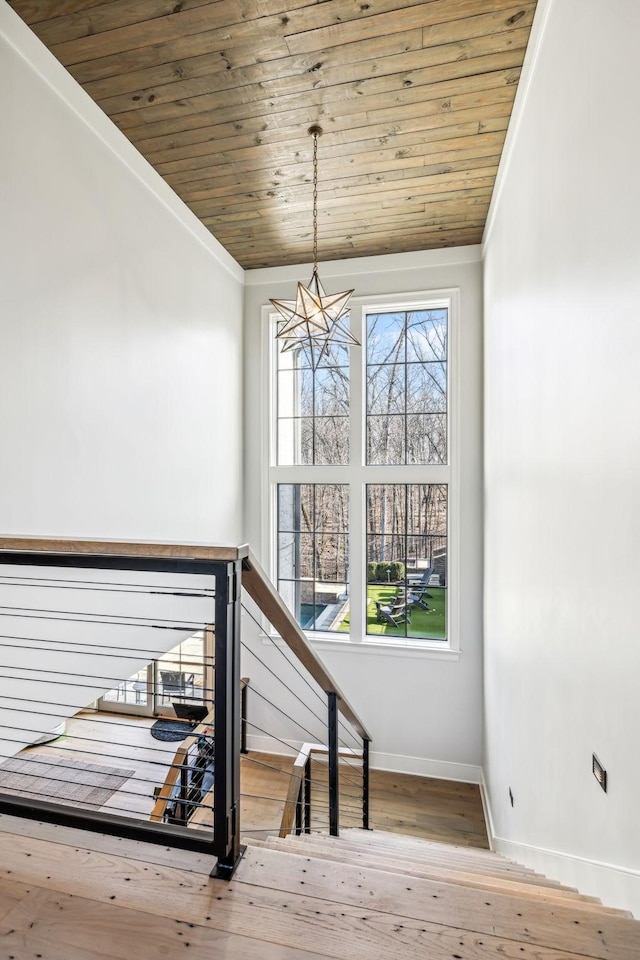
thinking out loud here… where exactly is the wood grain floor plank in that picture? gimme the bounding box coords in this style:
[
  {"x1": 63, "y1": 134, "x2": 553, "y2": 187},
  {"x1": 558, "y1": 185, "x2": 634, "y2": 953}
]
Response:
[
  {"x1": 0, "y1": 830, "x2": 612, "y2": 960},
  {"x1": 256, "y1": 837, "x2": 614, "y2": 909},
  {"x1": 0, "y1": 887, "x2": 328, "y2": 960},
  {"x1": 0, "y1": 879, "x2": 31, "y2": 923},
  {"x1": 237, "y1": 844, "x2": 640, "y2": 960}
]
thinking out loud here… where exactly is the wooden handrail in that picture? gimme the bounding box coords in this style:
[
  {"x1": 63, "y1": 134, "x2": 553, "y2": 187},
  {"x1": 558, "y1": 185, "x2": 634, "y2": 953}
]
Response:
[
  {"x1": 279, "y1": 745, "x2": 311, "y2": 838},
  {"x1": 0, "y1": 535, "x2": 248, "y2": 562},
  {"x1": 278, "y1": 742, "x2": 363, "y2": 838},
  {"x1": 241, "y1": 549, "x2": 371, "y2": 742}
]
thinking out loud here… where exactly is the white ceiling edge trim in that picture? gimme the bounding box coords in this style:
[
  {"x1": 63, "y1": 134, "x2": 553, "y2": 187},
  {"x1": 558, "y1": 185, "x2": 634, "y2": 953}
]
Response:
[
  {"x1": 0, "y1": 0, "x2": 244, "y2": 285},
  {"x1": 244, "y1": 244, "x2": 482, "y2": 285},
  {"x1": 481, "y1": 0, "x2": 554, "y2": 255}
]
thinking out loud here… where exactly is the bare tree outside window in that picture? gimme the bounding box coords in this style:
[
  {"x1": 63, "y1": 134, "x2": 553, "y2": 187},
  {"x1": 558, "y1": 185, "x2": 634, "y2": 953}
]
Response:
[
  {"x1": 367, "y1": 310, "x2": 447, "y2": 465},
  {"x1": 277, "y1": 338, "x2": 350, "y2": 466}
]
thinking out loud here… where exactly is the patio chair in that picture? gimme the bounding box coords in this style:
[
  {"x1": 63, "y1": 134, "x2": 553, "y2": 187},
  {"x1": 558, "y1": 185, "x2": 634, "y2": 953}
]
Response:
[
  {"x1": 375, "y1": 600, "x2": 411, "y2": 628},
  {"x1": 159, "y1": 670, "x2": 195, "y2": 703},
  {"x1": 394, "y1": 584, "x2": 430, "y2": 610},
  {"x1": 406, "y1": 566, "x2": 434, "y2": 600}
]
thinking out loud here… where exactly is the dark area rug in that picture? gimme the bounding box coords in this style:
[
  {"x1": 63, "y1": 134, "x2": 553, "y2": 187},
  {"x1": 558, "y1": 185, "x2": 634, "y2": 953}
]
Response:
[{"x1": 150, "y1": 719, "x2": 193, "y2": 742}]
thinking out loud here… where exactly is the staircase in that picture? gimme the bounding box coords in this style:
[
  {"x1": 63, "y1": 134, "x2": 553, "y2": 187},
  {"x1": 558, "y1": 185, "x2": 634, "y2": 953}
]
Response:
[
  {"x1": 1, "y1": 817, "x2": 640, "y2": 958},
  {"x1": 237, "y1": 830, "x2": 640, "y2": 960}
]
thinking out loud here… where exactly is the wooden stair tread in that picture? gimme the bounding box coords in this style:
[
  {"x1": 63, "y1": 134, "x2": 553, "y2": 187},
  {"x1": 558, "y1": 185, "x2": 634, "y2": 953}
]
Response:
[
  {"x1": 339, "y1": 827, "x2": 516, "y2": 860},
  {"x1": 240, "y1": 841, "x2": 640, "y2": 959},
  {"x1": 260, "y1": 836, "x2": 617, "y2": 911},
  {"x1": 0, "y1": 826, "x2": 638, "y2": 960},
  {"x1": 287, "y1": 831, "x2": 547, "y2": 881}
]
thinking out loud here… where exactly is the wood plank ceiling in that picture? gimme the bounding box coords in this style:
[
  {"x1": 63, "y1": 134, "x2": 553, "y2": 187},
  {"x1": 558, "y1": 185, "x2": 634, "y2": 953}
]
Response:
[{"x1": 9, "y1": 0, "x2": 538, "y2": 269}]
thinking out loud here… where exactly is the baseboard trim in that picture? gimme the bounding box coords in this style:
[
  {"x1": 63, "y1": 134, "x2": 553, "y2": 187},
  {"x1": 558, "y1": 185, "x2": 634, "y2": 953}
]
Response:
[
  {"x1": 481, "y1": 773, "x2": 640, "y2": 917},
  {"x1": 369, "y1": 751, "x2": 481, "y2": 783},
  {"x1": 478, "y1": 770, "x2": 495, "y2": 852},
  {"x1": 245, "y1": 735, "x2": 481, "y2": 783}
]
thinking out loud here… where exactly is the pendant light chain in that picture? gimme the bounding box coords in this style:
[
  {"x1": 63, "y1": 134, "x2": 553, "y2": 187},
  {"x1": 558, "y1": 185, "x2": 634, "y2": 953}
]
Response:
[
  {"x1": 270, "y1": 122, "x2": 359, "y2": 359},
  {"x1": 312, "y1": 129, "x2": 319, "y2": 273}
]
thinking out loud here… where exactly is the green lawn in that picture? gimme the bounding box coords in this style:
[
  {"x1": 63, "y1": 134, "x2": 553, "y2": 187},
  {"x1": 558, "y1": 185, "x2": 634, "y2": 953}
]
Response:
[{"x1": 339, "y1": 583, "x2": 446, "y2": 641}]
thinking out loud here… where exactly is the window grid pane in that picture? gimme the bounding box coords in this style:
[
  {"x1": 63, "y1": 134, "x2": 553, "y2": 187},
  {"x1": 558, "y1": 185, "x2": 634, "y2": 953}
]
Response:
[
  {"x1": 366, "y1": 484, "x2": 447, "y2": 642},
  {"x1": 366, "y1": 309, "x2": 447, "y2": 465},
  {"x1": 276, "y1": 340, "x2": 351, "y2": 465},
  {"x1": 277, "y1": 484, "x2": 350, "y2": 634}
]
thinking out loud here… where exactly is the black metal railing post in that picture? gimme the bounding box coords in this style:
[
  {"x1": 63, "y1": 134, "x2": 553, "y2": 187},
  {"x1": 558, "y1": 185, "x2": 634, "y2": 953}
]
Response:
[
  {"x1": 362, "y1": 737, "x2": 370, "y2": 830},
  {"x1": 295, "y1": 784, "x2": 303, "y2": 835},
  {"x1": 213, "y1": 559, "x2": 245, "y2": 878},
  {"x1": 304, "y1": 756, "x2": 312, "y2": 834},
  {"x1": 328, "y1": 691, "x2": 339, "y2": 837},
  {"x1": 178, "y1": 762, "x2": 190, "y2": 826},
  {"x1": 240, "y1": 679, "x2": 249, "y2": 754}
]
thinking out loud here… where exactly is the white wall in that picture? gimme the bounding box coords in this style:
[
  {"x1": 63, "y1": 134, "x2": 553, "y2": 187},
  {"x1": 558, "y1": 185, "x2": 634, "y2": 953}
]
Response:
[
  {"x1": 0, "y1": 4, "x2": 244, "y2": 544},
  {"x1": 483, "y1": 0, "x2": 640, "y2": 914},
  {"x1": 244, "y1": 247, "x2": 484, "y2": 779}
]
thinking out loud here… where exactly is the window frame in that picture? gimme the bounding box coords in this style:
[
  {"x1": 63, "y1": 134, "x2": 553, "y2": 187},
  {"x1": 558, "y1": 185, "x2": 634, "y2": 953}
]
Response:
[{"x1": 261, "y1": 288, "x2": 460, "y2": 655}]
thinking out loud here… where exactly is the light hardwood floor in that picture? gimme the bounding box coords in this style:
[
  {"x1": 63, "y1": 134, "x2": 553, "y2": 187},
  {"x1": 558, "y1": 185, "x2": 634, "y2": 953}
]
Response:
[{"x1": 14, "y1": 710, "x2": 488, "y2": 847}]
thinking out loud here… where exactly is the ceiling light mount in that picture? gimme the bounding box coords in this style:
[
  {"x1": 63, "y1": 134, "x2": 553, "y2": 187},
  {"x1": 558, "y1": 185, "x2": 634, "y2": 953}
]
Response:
[{"x1": 271, "y1": 124, "x2": 359, "y2": 367}]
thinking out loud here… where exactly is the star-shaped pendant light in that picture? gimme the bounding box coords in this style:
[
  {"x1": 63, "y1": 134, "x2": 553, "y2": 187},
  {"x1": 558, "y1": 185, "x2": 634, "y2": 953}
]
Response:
[{"x1": 271, "y1": 125, "x2": 360, "y2": 369}]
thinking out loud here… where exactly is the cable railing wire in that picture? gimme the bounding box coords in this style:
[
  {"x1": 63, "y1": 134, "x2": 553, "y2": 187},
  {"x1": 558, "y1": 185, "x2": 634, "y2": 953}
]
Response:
[
  {"x1": 0, "y1": 668, "x2": 215, "y2": 703},
  {"x1": 0, "y1": 726, "x2": 212, "y2": 769},
  {"x1": 240, "y1": 639, "x2": 329, "y2": 732},
  {"x1": 0, "y1": 633, "x2": 213, "y2": 662},
  {"x1": 244, "y1": 681, "x2": 364, "y2": 792},
  {"x1": 0, "y1": 574, "x2": 215, "y2": 595},
  {"x1": 241, "y1": 599, "x2": 362, "y2": 749},
  {"x1": 0, "y1": 605, "x2": 208, "y2": 630},
  {"x1": 241, "y1": 600, "x2": 363, "y2": 756},
  {"x1": 242, "y1": 715, "x2": 363, "y2": 798}
]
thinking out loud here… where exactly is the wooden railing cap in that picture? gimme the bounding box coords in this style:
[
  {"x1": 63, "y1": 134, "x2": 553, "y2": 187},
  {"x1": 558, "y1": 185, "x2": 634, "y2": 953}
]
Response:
[{"x1": 0, "y1": 536, "x2": 249, "y2": 563}]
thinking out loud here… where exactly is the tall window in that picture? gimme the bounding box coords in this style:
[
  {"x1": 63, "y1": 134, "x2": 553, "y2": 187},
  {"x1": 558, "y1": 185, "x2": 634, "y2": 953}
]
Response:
[{"x1": 269, "y1": 294, "x2": 455, "y2": 646}]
